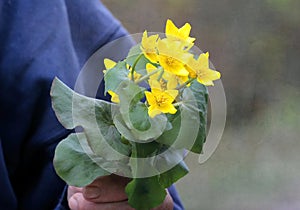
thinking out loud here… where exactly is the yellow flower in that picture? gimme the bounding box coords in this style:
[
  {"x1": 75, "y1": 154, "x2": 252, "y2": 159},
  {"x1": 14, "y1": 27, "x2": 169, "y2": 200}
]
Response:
[
  {"x1": 103, "y1": 58, "x2": 117, "y2": 74},
  {"x1": 186, "y1": 52, "x2": 221, "y2": 86},
  {"x1": 107, "y1": 90, "x2": 120, "y2": 103},
  {"x1": 146, "y1": 63, "x2": 178, "y2": 90},
  {"x1": 145, "y1": 88, "x2": 178, "y2": 118},
  {"x1": 163, "y1": 71, "x2": 189, "y2": 87},
  {"x1": 141, "y1": 31, "x2": 159, "y2": 63},
  {"x1": 165, "y1": 19, "x2": 195, "y2": 46},
  {"x1": 164, "y1": 73, "x2": 178, "y2": 89},
  {"x1": 146, "y1": 63, "x2": 161, "y2": 81},
  {"x1": 157, "y1": 39, "x2": 192, "y2": 77},
  {"x1": 185, "y1": 62, "x2": 197, "y2": 79}
]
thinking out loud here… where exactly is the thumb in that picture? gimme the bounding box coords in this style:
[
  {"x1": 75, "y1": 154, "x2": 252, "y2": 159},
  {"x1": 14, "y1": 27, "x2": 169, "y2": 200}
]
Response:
[{"x1": 82, "y1": 175, "x2": 130, "y2": 202}]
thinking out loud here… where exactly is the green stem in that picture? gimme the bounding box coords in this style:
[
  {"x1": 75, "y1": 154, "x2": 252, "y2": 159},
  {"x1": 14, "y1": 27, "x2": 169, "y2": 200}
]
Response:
[
  {"x1": 176, "y1": 77, "x2": 196, "y2": 90},
  {"x1": 135, "y1": 68, "x2": 161, "y2": 84},
  {"x1": 156, "y1": 67, "x2": 164, "y2": 81},
  {"x1": 173, "y1": 101, "x2": 183, "y2": 107},
  {"x1": 131, "y1": 142, "x2": 138, "y2": 177},
  {"x1": 131, "y1": 54, "x2": 143, "y2": 82}
]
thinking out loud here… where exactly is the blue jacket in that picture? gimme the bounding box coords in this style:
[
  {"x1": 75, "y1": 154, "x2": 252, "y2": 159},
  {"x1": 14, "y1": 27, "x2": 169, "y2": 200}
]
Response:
[{"x1": 0, "y1": 0, "x2": 184, "y2": 209}]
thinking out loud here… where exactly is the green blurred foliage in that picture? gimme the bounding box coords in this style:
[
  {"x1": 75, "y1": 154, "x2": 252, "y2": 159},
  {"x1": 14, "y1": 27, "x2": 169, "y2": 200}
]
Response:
[{"x1": 176, "y1": 86, "x2": 300, "y2": 209}]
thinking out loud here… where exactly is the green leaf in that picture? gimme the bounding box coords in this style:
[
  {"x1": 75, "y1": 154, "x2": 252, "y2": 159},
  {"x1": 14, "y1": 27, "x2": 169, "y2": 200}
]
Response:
[
  {"x1": 53, "y1": 133, "x2": 110, "y2": 187},
  {"x1": 129, "y1": 103, "x2": 151, "y2": 131},
  {"x1": 128, "y1": 141, "x2": 161, "y2": 177},
  {"x1": 188, "y1": 81, "x2": 208, "y2": 144},
  {"x1": 126, "y1": 44, "x2": 149, "y2": 75},
  {"x1": 104, "y1": 61, "x2": 129, "y2": 94},
  {"x1": 112, "y1": 80, "x2": 168, "y2": 142},
  {"x1": 50, "y1": 78, "x2": 74, "y2": 129},
  {"x1": 133, "y1": 141, "x2": 161, "y2": 158},
  {"x1": 125, "y1": 176, "x2": 167, "y2": 210},
  {"x1": 156, "y1": 81, "x2": 208, "y2": 153},
  {"x1": 125, "y1": 144, "x2": 188, "y2": 209},
  {"x1": 94, "y1": 102, "x2": 131, "y2": 156},
  {"x1": 51, "y1": 77, "x2": 131, "y2": 161},
  {"x1": 155, "y1": 112, "x2": 181, "y2": 146},
  {"x1": 159, "y1": 161, "x2": 189, "y2": 188}
]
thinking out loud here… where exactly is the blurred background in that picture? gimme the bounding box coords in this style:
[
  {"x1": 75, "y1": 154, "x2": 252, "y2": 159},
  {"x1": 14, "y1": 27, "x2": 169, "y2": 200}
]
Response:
[{"x1": 102, "y1": 0, "x2": 300, "y2": 209}]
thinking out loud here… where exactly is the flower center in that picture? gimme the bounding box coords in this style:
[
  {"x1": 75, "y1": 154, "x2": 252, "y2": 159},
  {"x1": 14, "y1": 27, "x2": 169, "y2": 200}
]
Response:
[
  {"x1": 197, "y1": 70, "x2": 207, "y2": 78},
  {"x1": 166, "y1": 57, "x2": 176, "y2": 66},
  {"x1": 159, "y1": 79, "x2": 167, "y2": 90},
  {"x1": 155, "y1": 95, "x2": 167, "y2": 106}
]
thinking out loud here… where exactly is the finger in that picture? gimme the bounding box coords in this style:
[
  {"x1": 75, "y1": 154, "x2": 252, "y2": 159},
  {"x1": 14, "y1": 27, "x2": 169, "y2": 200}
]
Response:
[
  {"x1": 82, "y1": 174, "x2": 130, "y2": 202},
  {"x1": 68, "y1": 186, "x2": 83, "y2": 200},
  {"x1": 69, "y1": 192, "x2": 134, "y2": 210}
]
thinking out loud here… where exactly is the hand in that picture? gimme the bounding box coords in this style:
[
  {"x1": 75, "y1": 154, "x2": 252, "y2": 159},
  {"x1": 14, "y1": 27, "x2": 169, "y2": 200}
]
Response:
[{"x1": 68, "y1": 174, "x2": 174, "y2": 210}]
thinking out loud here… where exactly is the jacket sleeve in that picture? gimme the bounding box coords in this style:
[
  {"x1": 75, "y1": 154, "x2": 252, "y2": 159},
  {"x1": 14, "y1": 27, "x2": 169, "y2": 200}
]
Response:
[{"x1": 0, "y1": 0, "x2": 128, "y2": 209}]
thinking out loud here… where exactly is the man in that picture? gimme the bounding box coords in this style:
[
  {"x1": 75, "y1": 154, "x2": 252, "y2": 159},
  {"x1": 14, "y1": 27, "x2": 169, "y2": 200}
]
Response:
[{"x1": 0, "y1": 0, "x2": 184, "y2": 209}]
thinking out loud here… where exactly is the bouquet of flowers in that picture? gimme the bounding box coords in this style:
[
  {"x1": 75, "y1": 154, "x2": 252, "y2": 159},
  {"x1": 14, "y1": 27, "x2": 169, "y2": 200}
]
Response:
[{"x1": 51, "y1": 19, "x2": 221, "y2": 210}]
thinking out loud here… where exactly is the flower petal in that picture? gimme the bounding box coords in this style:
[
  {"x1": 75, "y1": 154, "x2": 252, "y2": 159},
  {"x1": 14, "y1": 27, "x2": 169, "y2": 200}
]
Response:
[
  {"x1": 145, "y1": 91, "x2": 156, "y2": 106},
  {"x1": 104, "y1": 58, "x2": 117, "y2": 70}
]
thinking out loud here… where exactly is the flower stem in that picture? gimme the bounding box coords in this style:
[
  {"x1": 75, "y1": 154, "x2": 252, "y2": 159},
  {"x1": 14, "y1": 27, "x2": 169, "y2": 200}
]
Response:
[
  {"x1": 176, "y1": 78, "x2": 196, "y2": 90},
  {"x1": 156, "y1": 67, "x2": 164, "y2": 81},
  {"x1": 131, "y1": 54, "x2": 143, "y2": 81},
  {"x1": 173, "y1": 101, "x2": 183, "y2": 107},
  {"x1": 135, "y1": 68, "x2": 161, "y2": 84}
]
